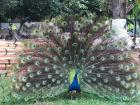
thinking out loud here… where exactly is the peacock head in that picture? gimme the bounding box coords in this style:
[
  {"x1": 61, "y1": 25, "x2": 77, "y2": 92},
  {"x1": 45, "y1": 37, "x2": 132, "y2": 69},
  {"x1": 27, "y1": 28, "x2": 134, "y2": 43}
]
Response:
[{"x1": 75, "y1": 68, "x2": 81, "y2": 75}]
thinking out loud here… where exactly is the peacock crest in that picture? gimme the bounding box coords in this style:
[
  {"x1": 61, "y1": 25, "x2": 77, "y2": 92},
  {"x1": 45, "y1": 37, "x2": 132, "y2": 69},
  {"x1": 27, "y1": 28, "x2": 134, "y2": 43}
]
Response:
[{"x1": 2, "y1": 13, "x2": 140, "y2": 102}]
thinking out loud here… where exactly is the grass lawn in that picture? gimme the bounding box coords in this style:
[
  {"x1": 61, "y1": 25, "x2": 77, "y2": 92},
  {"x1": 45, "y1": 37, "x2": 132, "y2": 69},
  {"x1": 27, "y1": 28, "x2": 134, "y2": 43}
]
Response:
[
  {"x1": 1, "y1": 96, "x2": 140, "y2": 105},
  {"x1": 0, "y1": 77, "x2": 140, "y2": 105}
]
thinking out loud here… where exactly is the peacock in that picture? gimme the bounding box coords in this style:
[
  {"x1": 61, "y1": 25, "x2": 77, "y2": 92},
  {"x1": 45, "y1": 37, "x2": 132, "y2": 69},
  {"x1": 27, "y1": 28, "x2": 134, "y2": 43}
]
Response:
[{"x1": 1, "y1": 13, "x2": 140, "y2": 103}]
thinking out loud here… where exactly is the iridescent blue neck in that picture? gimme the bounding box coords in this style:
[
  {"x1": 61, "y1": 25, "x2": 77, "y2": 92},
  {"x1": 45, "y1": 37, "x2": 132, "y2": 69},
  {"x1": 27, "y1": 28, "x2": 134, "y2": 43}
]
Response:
[{"x1": 69, "y1": 71, "x2": 81, "y2": 92}]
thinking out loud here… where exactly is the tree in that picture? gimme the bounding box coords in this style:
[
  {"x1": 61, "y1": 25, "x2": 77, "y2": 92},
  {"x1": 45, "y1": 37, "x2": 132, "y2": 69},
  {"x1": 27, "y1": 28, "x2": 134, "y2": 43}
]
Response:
[
  {"x1": 0, "y1": 0, "x2": 109, "y2": 21},
  {"x1": 0, "y1": 0, "x2": 22, "y2": 21}
]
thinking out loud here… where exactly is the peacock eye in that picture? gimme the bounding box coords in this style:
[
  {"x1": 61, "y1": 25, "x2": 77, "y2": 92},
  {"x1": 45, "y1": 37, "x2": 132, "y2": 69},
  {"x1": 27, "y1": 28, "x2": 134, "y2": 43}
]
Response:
[
  {"x1": 48, "y1": 29, "x2": 53, "y2": 33},
  {"x1": 124, "y1": 65, "x2": 130, "y2": 72},
  {"x1": 22, "y1": 86, "x2": 27, "y2": 91},
  {"x1": 44, "y1": 67, "x2": 49, "y2": 72},
  {"x1": 98, "y1": 83, "x2": 102, "y2": 86},
  {"x1": 27, "y1": 67, "x2": 33, "y2": 73},
  {"x1": 55, "y1": 70, "x2": 59, "y2": 74},
  {"x1": 80, "y1": 49, "x2": 84, "y2": 53},
  {"x1": 100, "y1": 57, "x2": 106, "y2": 61},
  {"x1": 15, "y1": 64, "x2": 20, "y2": 69},
  {"x1": 21, "y1": 58, "x2": 26, "y2": 64},
  {"x1": 117, "y1": 55, "x2": 124, "y2": 61},
  {"x1": 72, "y1": 43, "x2": 78, "y2": 47},
  {"x1": 56, "y1": 35, "x2": 60, "y2": 39},
  {"x1": 34, "y1": 61, "x2": 40, "y2": 66},
  {"x1": 45, "y1": 35, "x2": 50, "y2": 39},
  {"x1": 110, "y1": 55, "x2": 115, "y2": 60},
  {"x1": 53, "y1": 65, "x2": 57, "y2": 69},
  {"x1": 90, "y1": 56, "x2": 95, "y2": 61},
  {"x1": 48, "y1": 74, "x2": 52, "y2": 79},
  {"x1": 62, "y1": 57, "x2": 67, "y2": 61},
  {"x1": 57, "y1": 47, "x2": 62, "y2": 51},
  {"x1": 22, "y1": 76, "x2": 27, "y2": 82},
  {"x1": 35, "y1": 83, "x2": 40, "y2": 88},
  {"x1": 15, "y1": 83, "x2": 20, "y2": 90},
  {"x1": 35, "y1": 30, "x2": 38, "y2": 33},
  {"x1": 56, "y1": 80, "x2": 61, "y2": 84},
  {"x1": 108, "y1": 87, "x2": 112, "y2": 91},
  {"x1": 92, "y1": 78, "x2": 97, "y2": 81},
  {"x1": 75, "y1": 14, "x2": 78, "y2": 17},
  {"x1": 96, "y1": 73, "x2": 101, "y2": 78},
  {"x1": 68, "y1": 61, "x2": 72, "y2": 64},
  {"x1": 12, "y1": 76, "x2": 16, "y2": 82},
  {"x1": 123, "y1": 52, "x2": 129, "y2": 58},
  {"x1": 129, "y1": 63, "x2": 135, "y2": 69},
  {"x1": 115, "y1": 88, "x2": 120, "y2": 92},
  {"x1": 115, "y1": 76, "x2": 121, "y2": 81},
  {"x1": 98, "y1": 45, "x2": 105, "y2": 50},
  {"x1": 65, "y1": 50, "x2": 69, "y2": 54},
  {"x1": 88, "y1": 33, "x2": 92, "y2": 37},
  {"x1": 87, "y1": 79, "x2": 91, "y2": 83},
  {"x1": 12, "y1": 92, "x2": 19, "y2": 98},
  {"x1": 79, "y1": 17, "x2": 83, "y2": 21},
  {"x1": 63, "y1": 64, "x2": 67, "y2": 67},
  {"x1": 44, "y1": 58, "x2": 49, "y2": 64},
  {"x1": 88, "y1": 70, "x2": 92, "y2": 73},
  {"x1": 108, "y1": 70, "x2": 114, "y2": 74},
  {"x1": 103, "y1": 78, "x2": 108, "y2": 83},
  {"x1": 53, "y1": 56, "x2": 58, "y2": 61},
  {"x1": 52, "y1": 78, "x2": 56, "y2": 82},
  {"x1": 118, "y1": 41, "x2": 123, "y2": 46},
  {"x1": 84, "y1": 73, "x2": 87, "y2": 77},
  {"x1": 89, "y1": 14, "x2": 93, "y2": 18},
  {"x1": 26, "y1": 55, "x2": 32, "y2": 60},
  {"x1": 120, "y1": 80, "x2": 126, "y2": 86},
  {"x1": 81, "y1": 37, "x2": 86, "y2": 42},
  {"x1": 42, "y1": 81, "x2": 47, "y2": 85},
  {"x1": 29, "y1": 73, "x2": 34, "y2": 78},
  {"x1": 131, "y1": 82, "x2": 136, "y2": 88},
  {"x1": 62, "y1": 21, "x2": 67, "y2": 26},
  {"x1": 26, "y1": 82, "x2": 31, "y2": 87},
  {"x1": 100, "y1": 66, "x2": 105, "y2": 71},
  {"x1": 129, "y1": 89, "x2": 136, "y2": 95},
  {"x1": 124, "y1": 83, "x2": 130, "y2": 89},
  {"x1": 96, "y1": 22, "x2": 102, "y2": 28},
  {"x1": 47, "y1": 47, "x2": 52, "y2": 52},
  {"x1": 37, "y1": 71, "x2": 42, "y2": 75},
  {"x1": 92, "y1": 26, "x2": 98, "y2": 32},
  {"x1": 91, "y1": 65, "x2": 95, "y2": 69},
  {"x1": 118, "y1": 64, "x2": 124, "y2": 69},
  {"x1": 81, "y1": 57, "x2": 86, "y2": 62},
  {"x1": 125, "y1": 75, "x2": 132, "y2": 81},
  {"x1": 31, "y1": 44, "x2": 37, "y2": 49},
  {"x1": 78, "y1": 24, "x2": 82, "y2": 28},
  {"x1": 132, "y1": 73, "x2": 138, "y2": 79}
]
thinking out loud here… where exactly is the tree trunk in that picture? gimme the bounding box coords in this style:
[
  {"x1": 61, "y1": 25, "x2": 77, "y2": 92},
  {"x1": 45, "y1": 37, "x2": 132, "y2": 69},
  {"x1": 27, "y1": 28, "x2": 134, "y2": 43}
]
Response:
[{"x1": 112, "y1": 0, "x2": 127, "y2": 19}]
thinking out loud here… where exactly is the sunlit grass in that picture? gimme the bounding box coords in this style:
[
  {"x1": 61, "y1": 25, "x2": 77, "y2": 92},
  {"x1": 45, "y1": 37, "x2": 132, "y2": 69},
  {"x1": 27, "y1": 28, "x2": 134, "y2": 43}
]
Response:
[{"x1": 0, "y1": 77, "x2": 140, "y2": 105}]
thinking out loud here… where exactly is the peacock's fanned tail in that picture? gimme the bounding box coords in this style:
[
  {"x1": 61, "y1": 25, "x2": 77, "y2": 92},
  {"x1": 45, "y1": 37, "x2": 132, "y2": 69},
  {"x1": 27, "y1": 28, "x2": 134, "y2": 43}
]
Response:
[{"x1": 2, "y1": 13, "x2": 140, "y2": 102}]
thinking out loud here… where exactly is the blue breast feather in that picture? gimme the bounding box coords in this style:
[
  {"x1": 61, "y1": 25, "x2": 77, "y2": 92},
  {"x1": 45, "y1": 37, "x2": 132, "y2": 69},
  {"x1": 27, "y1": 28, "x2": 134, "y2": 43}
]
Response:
[{"x1": 69, "y1": 74, "x2": 81, "y2": 92}]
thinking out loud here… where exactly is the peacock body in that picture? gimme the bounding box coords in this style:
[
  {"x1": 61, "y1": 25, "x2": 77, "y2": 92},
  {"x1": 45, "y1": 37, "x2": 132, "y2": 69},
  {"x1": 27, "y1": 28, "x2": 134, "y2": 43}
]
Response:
[{"x1": 2, "y1": 13, "x2": 140, "y2": 103}]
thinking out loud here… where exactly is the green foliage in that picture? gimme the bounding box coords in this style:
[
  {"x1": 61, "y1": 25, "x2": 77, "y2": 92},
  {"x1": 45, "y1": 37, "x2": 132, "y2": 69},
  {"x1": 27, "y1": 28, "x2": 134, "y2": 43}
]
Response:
[
  {"x1": 0, "y1": 0, "x2": 22, "y2": 21},
  {"x1": 0, "y1": 0, "x2": 108, "y2": 21},
  {"x1": 128, "y1": 0, "x2": 140, "y2": 17}
]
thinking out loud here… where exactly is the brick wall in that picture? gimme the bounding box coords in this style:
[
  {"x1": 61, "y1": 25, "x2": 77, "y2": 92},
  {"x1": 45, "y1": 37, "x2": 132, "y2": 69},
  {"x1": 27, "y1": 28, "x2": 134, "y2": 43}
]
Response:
[
  {"x1": 0, "y1": 38, "x2": 48, "y2": 75},
  {"x1": 0, "y1": 40, "x2": 23, "y2": 74}
]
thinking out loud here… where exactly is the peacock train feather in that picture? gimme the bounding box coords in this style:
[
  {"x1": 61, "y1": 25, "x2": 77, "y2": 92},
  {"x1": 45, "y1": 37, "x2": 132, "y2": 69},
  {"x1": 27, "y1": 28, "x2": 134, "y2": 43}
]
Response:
[{"x1": 1, "y1": 13, "x2": 140, "y2": 103}]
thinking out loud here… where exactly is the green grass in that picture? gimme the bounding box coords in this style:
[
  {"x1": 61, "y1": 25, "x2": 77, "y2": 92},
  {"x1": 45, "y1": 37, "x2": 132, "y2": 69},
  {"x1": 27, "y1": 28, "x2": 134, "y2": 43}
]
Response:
[
  {"x1": 1, "y1": 97, "x2": 140, "y2": 105},
  {"x1": 0, "y1": 77, "x2": 140, "y2": 105}
]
